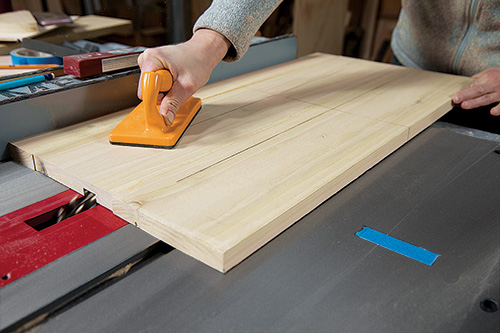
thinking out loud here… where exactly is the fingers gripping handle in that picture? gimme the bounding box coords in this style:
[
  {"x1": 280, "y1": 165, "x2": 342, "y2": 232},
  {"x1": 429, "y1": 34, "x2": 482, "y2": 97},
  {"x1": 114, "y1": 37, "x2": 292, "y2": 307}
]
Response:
[{"x1": 142, "y1": 70, "x2": 173, "y2": 130}]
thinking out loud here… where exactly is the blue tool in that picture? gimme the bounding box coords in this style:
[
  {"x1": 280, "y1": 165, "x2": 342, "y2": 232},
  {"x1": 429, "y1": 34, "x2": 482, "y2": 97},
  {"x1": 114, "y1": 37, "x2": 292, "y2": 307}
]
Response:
[{"x1": 0, "y1": 73, "x2": 55, "y2": 91}]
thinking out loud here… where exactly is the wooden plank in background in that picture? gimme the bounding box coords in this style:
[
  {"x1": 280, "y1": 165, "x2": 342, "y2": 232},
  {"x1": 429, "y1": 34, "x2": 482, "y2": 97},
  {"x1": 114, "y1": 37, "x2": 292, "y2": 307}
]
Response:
[
  {"x1": 189, "y1": 0, "x2": 212, "y2": 27},
  {"x1": 359, "y1": 0, "x2": 380, "y2": 59},
  {"x1": 10, "y1": 54, "x2": 471, "y2": 272},
  {"x1": 293, "y1": 0, "x2": 348, "y2": 57}
]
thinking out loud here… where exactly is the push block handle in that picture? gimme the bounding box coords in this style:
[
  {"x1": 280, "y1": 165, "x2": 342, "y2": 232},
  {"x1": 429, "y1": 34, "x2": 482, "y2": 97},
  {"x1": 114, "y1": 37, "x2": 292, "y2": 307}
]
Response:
[
  {"x1": 142, "y1": 70, "x2": 174, "y2": 130},
  {"x1": 154, "y1": 69, "x2": 173, "y2": 92}
]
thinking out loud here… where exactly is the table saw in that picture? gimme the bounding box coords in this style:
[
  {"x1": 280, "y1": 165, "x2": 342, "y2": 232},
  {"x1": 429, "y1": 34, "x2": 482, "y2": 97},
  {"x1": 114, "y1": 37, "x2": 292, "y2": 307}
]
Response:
[{"x1": 1, "y1": 36, "x2": 499, "y2": 332}]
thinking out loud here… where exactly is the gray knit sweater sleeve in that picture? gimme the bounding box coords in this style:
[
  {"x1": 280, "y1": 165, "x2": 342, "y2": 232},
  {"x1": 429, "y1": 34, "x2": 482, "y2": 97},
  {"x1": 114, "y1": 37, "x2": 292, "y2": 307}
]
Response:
[{"x1": 194, "y1": 0, "x2": 283, "y2": 62}]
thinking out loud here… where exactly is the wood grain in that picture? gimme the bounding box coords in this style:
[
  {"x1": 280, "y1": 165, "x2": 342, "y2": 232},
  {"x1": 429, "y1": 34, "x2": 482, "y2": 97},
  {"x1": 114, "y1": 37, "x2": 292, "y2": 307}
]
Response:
[{"x1": 10, "y1": 54, "x2": 471, "y2": 272}]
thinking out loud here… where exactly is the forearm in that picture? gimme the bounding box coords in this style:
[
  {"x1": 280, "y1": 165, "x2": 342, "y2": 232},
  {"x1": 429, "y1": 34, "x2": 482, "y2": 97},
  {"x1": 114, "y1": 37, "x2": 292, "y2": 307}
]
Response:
[
  {"x1": 189, "y1": 28, "x2": 231, "y2": 70},
  {"x1": 194, "y1": 0, "x2": 284, "y2": 62}
]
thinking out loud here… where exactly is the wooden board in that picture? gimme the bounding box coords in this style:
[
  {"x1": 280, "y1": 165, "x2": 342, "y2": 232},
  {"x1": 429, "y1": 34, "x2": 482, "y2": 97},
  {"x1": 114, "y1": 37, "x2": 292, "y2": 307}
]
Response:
[
  {"x1": 0, "y1": 10, "x2": 59, "y2": 43},
  {"x1": 0, "y1": 10, "x2": 38, "y2": 35},
  {"x1": 9, "y1": 54, "x2": 471, "y2": 272},
  {"x1": 0, "y1": 15, "x2": 132, "y2": 55}
]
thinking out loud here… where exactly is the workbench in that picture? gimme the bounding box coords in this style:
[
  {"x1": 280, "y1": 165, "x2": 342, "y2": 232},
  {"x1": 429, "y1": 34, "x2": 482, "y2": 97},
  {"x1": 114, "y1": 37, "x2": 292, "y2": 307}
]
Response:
[{"x1": 1, "y1": 37, "x2": 499, "y2": 332}]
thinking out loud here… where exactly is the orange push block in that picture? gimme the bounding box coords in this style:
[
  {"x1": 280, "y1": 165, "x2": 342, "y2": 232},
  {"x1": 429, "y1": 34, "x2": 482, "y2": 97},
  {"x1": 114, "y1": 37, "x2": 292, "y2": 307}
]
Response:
[{"x1": 109, "y1": 70, "x2": 201, "y2": 148}]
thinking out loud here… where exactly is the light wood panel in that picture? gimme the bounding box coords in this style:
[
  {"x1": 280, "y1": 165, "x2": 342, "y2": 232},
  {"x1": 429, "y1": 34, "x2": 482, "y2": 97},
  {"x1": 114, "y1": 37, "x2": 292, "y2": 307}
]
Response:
[{"x1": 10, "y1": 54, "x2": 471, "y2": 272}]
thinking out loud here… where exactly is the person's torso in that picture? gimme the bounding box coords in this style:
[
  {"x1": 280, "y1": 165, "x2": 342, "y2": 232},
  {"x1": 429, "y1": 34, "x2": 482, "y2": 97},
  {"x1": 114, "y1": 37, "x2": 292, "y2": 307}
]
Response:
[{"x1": 391, "y1": 0, "x2": 500, "y2": 76}]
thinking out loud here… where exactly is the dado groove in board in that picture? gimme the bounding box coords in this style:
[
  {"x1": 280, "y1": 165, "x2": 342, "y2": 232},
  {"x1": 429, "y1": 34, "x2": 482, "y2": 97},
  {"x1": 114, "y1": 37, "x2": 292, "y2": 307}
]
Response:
[{"x1": 10, "y1": 54, "x2": 471, "y2": 272}]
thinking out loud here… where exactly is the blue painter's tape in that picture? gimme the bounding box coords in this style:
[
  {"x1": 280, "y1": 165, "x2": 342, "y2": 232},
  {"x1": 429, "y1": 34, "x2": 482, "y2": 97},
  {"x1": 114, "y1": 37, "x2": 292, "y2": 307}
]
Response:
[
  {"x1": 10, "y1": 48, "x2": 62, "y2": 65},
  {"x1": 356, "y1": 227, "x2": 440, "y2": 266}
]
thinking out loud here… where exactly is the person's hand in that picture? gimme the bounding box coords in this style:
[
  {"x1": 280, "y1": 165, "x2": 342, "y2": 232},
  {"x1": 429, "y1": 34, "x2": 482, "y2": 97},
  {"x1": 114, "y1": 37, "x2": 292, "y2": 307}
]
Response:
[
  {"x1": 137, "y1": 29, "x2": 230, "y2": 125},
  {"x1": 452, "y1": 67, "x2": 500, "y2": 116}
]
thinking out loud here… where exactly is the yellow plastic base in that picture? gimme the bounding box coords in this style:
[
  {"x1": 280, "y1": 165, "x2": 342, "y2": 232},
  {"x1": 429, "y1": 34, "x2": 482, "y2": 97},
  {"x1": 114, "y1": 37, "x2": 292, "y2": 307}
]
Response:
[{"x1": 109, "y1": 96, "x2": 202, "y2": 149}]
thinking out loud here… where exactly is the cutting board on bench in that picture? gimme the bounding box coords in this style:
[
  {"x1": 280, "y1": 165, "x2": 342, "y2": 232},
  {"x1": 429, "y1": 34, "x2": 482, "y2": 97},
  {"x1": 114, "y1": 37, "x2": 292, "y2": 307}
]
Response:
[{"x1": 9, "y1": 54, "x2": 471, "y2": 272}]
